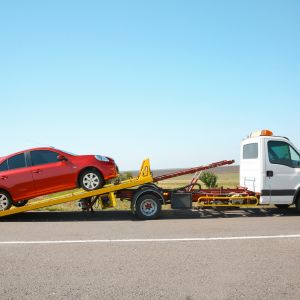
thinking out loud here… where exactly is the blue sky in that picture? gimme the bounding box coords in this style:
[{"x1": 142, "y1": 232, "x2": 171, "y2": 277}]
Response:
[{"x1": 1, "y1": 0, "x2": 299, "y2": 170}]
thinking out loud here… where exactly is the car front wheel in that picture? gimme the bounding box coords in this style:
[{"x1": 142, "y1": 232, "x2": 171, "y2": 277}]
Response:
[
  {"x1": 0, "y1": 191, "x2": 13, "y2": 211},
  {"x1": 79, "y1": 169, "x2": 104, "y2": 191}
]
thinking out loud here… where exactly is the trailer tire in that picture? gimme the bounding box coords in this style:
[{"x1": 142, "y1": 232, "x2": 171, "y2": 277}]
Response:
[
  {"x1": 136, "y1": 194, "x2": 161, "y2": 220},
  {"x1": 0, "y1": 190, "x2": 13, "y2": 211},
  {"x1": 275, "y1": 204, "x2": 290, "y2": 209},
  {"x1": 13, "y1": 200, "x2": 28, "y2": 207}
]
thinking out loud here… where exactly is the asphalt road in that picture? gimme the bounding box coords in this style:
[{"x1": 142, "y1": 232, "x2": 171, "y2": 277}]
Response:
[{"x1": 1, "y1": 208, "x2": 300, "y2": 299}]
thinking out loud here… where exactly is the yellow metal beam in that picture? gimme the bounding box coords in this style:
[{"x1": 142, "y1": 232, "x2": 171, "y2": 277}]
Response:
[{"x1": 0, "y1": 159, "x2": 153, "y2": 218}]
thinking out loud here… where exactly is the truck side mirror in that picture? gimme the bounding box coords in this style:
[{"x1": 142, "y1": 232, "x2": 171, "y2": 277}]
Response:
[{"x1": 266, "y1": 170, "x2": 273, "y2": 177}]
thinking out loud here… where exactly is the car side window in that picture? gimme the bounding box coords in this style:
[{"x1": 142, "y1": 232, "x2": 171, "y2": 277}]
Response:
[
  {"x1": 8, "y1": 153, "x2": 26, "y2": 170},
  {"x1": 268, "y1": 141, "x2": 300, "y2": 168},
  {"x1": 0, "y1": 160, "x2": 8, "y2": 172},
  {"x1": 31, "y1": 150, "x2": 59, "y2": 166}
]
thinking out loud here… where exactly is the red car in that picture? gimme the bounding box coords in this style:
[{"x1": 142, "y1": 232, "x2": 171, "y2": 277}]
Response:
[{"x1": 0, "y1": 147, "x2": 118, "y2": 210}]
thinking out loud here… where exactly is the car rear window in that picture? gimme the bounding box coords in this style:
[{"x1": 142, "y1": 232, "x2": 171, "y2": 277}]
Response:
[
  {"x1": 243, "y1": 143, "x2": 258, "y2": 159},
  {"x1": 31, "y1": 150, "x2": 59, "y2": 166},
  {"x1": 0, "y1": 160, "x2": 8, "y2": 172},
  {"x1": 8, "y1": 153, "x2": 26, "y2": 170}
]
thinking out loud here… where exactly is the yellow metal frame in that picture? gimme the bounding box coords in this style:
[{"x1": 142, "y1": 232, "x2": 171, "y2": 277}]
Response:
[
  {"x1": 0, "y1": 159, "x2": 153, "y2": 218},
  {"x1": 197, "y1": 196, "x2": 259, "y2": 207},
  {"x1": 98, "y1": 192, "x2": 117, "y2": 209}
]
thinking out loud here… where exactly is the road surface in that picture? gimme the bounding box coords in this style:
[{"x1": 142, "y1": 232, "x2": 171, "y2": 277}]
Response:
[{"x1": 0, "y1": 208, "x2": 300, "y2": 299}]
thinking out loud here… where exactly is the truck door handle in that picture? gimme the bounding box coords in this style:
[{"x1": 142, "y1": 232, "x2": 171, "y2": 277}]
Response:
[
  {"x1": 266, "y1": 170, "x2": 273, "y2": 177},
  {"x1": 33, "y1": 169, "x2": 42, "y2": 174},
  {"x1": 0, "y1": 176, "x2": 8, "y2": 180}
]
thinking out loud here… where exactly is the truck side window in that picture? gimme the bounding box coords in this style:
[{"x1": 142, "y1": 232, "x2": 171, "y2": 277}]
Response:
[
  {"x1": 243, "y1": 143, "x2": 258, "y2": 159},
  {"x1": 268, "y1": 141, "x2": 300, "y2": 168},
  {"x1": 290, "y1": 147, "x2": 300, "y2": 167}
]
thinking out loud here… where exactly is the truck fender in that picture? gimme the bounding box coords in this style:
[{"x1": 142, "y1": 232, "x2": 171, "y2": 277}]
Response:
[
  {"x1": 135, "y1": 183, "x2": 160, "y2": 192},
  {"x1": 131, "y1": 187, "x2": 165, "y2": 211}
]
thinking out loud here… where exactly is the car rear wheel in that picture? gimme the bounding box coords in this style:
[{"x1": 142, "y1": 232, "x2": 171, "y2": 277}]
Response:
[
  {"x1": 13, "y1": 200, "x2": 28, "y2": 207},
  {"x1": 79, "y1": 169, "x2": 104, "y2": 191},
  {"x1": 0, "y1": 191, "x2": 13, "y2": 211}
]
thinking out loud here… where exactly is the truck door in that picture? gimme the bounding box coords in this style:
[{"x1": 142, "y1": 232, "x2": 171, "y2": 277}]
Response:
[{"x1": 264, "y1": 140, "x2": 300, "y2": 204}]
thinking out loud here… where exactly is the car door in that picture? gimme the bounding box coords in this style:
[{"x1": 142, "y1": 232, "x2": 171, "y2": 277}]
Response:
[
  {"x1": 0, "y1": 153, "x2": 36, "y2": 201},
  {"x1": 29, "y1": 150, "x2": 77, "y2": 195},
  {"x1": 264, "y1": 140, "x2": 300, "y2": 204}
]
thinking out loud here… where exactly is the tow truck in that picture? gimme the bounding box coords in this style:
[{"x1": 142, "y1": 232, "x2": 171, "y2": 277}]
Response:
[{"x1": 0, "y1": 129, "x2": 299, "y2": 219}]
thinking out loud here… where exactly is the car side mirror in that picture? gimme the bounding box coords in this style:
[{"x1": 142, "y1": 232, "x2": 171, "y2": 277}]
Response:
[{"x1": 57, "y1": 155, "x2": 68, "y2": 162}]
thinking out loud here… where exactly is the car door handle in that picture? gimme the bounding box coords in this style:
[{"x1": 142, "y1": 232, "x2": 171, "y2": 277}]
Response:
[
  {"x1": 33, "y1": 169, "x2": 42, "y2": 174},
  {"x1": 0, "y1": 176, "x2": 8, "y2": 180}
]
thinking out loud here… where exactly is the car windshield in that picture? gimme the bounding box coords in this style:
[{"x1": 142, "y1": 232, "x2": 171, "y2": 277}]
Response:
[{"x1": 58, "y1": 149, "x2": 77, "y2": 156}]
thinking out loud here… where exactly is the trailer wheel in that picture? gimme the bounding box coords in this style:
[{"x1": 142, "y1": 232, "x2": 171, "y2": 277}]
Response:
[
  {"x1": 136, "y1": 194, "x2": 161, "y2": 220},
  {"x1": 0, "y1": 191, "x2": 13, "y2": 211},
  {"x1": 275, "y1": 204, "x2": 290, "y2": 209},
  {"x1": 13, "y1": 200, "x2": 28, "y2": 207}
]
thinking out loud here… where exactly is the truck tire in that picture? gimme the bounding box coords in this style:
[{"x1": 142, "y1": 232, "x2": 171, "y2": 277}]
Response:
[
  {"x1": 296, "y1": 196, "x2": 300, "y2": 213},
  {"x1": 135, "y1": 194, "x2": 161, "y2": 220},
  {"x1": 275, "y1": 204, "x2": 290, "y2": 209},
  {"x1": 13, "y1": 200, "x2": 28, "y2": 207},
  {"x1": 0, "y1": 191, "x2": 13, "y2": 211}
]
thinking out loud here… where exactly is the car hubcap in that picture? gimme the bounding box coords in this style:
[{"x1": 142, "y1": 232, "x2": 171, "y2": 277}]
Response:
[
  {"x1": 140, "y1": 199, "x2": 157, "y2": 217},
  {"x1": 0, "y1": 194, "x2": 9, "y2": 211},
  {"x1": 83, "y1": 173, "x2": 100, "y2": 190}
]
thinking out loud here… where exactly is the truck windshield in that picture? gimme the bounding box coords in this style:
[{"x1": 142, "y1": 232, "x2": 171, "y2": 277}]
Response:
[{"x1": 268, "y1": 141, "x2": 300, "y2": 168}]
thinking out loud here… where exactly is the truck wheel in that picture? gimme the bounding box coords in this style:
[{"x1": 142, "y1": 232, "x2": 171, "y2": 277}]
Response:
[
  {"x1": 296, "y1": 196, "x2": 300, "y2": 213},
  {"x1": 13, "y1": 200, "x2": 28, "y2": 207},
  {"x1": 136, "y1": 194, "x2": 161, "y2": 220},
  {"x1": 79, "y1": 169, "x2": 104, "y2": 191},
  {"x1": 0, "y1": 191, "x2": 13, "y2": 211},
  {"x1": 275, "y1": 204, "x2": 290, "y2": 209}
]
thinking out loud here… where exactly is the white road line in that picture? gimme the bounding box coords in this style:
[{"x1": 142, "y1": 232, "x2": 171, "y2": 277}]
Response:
[{"x1": 0, "y1": 234, "x2": 300, "y2": 245}]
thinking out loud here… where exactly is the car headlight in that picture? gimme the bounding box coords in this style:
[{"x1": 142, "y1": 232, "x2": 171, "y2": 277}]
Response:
[{"x1": 95, "y1": 155, "x2": 110, "y2": 162}]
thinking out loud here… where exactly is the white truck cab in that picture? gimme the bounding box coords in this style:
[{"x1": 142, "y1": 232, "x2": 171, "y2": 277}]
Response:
[{"x1": 240, "y1": 130, "x2": 300, "y2": 207}]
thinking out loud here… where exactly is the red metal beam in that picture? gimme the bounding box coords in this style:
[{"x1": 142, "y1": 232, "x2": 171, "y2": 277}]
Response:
[{"x1": 153, "y1": 160, "x2": 235, "y2": 182}]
